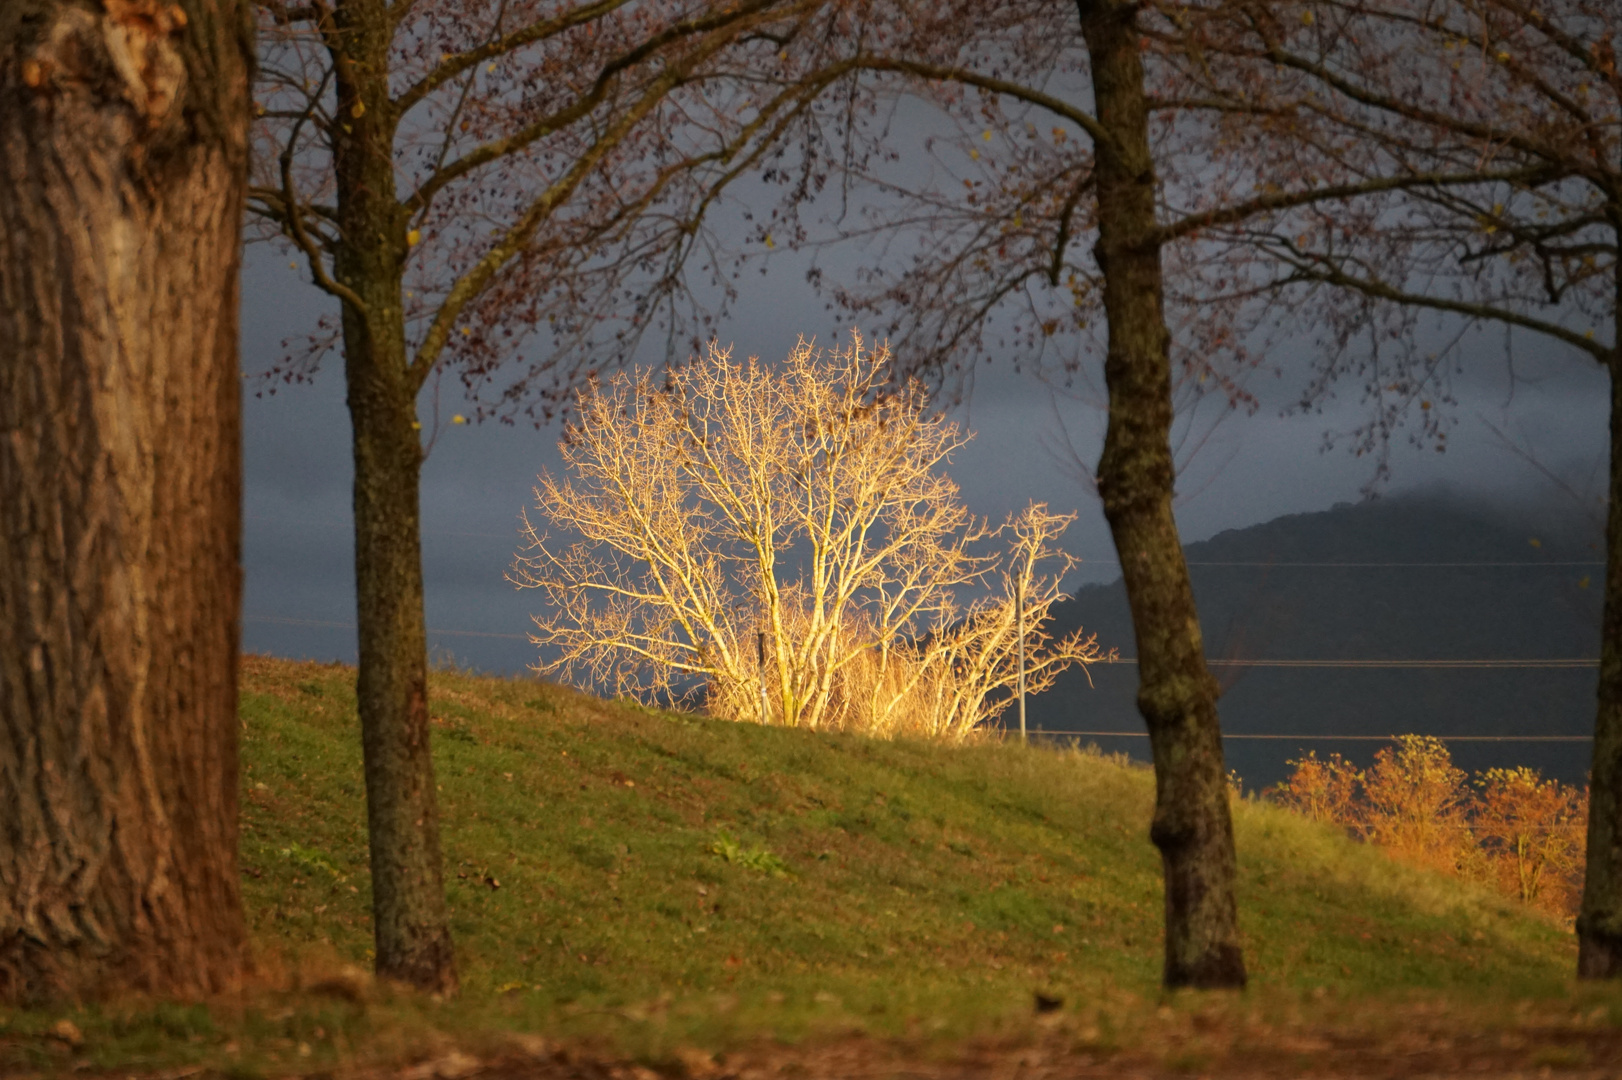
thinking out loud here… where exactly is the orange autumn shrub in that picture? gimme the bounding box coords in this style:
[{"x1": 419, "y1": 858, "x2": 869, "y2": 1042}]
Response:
[
  {"x1": 1271, "y1": 751, "x2": 1360, "y2": 826},
  {"x1": 1274, "y1": 738, "x2": 1587, "y2": 917},
  {"x1": 1474, "y1": 766, "x2": 1587, "y2": 916},
  {"x1": 1357, "y1": 735, "x2": 1475, "y2": 875}
]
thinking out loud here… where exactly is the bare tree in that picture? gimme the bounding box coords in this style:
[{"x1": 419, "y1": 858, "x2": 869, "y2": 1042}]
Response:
[
  {"x1": 0, "y1": 0, "x2": 252, "y2": 1001},
  {"x1": 762, "y1": 0, "x2": 1582, "y2": 988},
  {"x1": 512, "y1": 334, "x2": 1108, "y2": 740},
  {"x1": 784, "y1": 0, "x2": 1280, "y2": 989},
  {"x1": 1160, "y1": 0, "x2": 1618, "y2": 977},
  {"x1": 251, "y1": 0, "x2": 873, "y2": 991}
]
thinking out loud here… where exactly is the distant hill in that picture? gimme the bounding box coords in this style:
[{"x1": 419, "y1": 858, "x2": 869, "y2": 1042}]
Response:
[{"x1": 1025, "y1": 492, "x2": 1604, "y2": 789}]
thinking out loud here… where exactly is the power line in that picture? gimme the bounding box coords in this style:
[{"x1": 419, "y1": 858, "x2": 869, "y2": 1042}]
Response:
[
  {"x1": 246, "y1": 615, "x2": 529, "y2": 641},
  {"x1": 244, "y1": 517, "x2": 1605, "y2": 568},
  {"x1": 1033, "y1": 730, "x2": 1593, "y2": 743},
  {"x1": 244, "y1": 616, "x2": 1595, "y2": 744},
  {"x1": 245, "y1": 618, "x2": 1599, "y2": 666},
  {"x1": 1180, "y1": 560, "x2": 1604, "y2": 568},
  {"x1": 245, "y1": 514, "x2": 516, "y2": 542},
  {"x1": 1107, "y1": 657, "x2": 1598, "y2": 669}
]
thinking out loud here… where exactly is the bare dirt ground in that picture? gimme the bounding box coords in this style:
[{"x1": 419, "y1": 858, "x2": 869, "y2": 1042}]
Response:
[{"x1": 363, "y1": 1015, "x2": 1622, "y2": 1080}]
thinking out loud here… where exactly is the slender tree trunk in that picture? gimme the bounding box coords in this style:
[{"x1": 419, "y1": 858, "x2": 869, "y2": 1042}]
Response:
[
  {"x1": 1579, "y1": 343, "x2": 1622, "y2": 977},
  {"x1": 329, "y1": 0, "x2": 457, "y2": 995},
  {"x1": 1078, "y1": 0, "x2": 1246, "y2": 989},
  {"x1": 0, "y1": 0, "x2": 250, "y2": 1001}
]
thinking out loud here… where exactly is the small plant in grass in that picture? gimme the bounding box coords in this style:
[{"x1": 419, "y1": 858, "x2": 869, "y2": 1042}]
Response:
[
  {"x1": 280, "y1": 842, "x2": 348, "y2": 883},
  {"x1": 709, "y1": 831, "x2": 791, "y2": 878}
]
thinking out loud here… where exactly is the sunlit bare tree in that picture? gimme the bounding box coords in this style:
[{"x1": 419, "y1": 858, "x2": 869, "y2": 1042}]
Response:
[{"x1": 511, "y1": 333, "x2": 1108, "y2": 740}]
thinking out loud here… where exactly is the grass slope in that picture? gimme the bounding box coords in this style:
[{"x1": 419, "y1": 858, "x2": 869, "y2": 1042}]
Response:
[
  {"x1": 239, "y1": 656, "x2": 1570, "y2": 1006},
  {"x1": 0, "y1": 655, "x2": 1592, "y2": 1076}
]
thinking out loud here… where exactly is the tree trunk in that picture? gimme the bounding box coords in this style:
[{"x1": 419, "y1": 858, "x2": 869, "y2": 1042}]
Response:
[
  {"x1": 330, "y1": 0, "x2": 458, "y2": 994},
  {"x1": 1579, "y1": 344, "x2": 1622, "y2": 977},
  {"x1": 1078, "y1": 0, "x2": 1247, "y2": 989},
  {"x1": 341, "y1": 315, "x2": 457, "y2": 994},
  {"x1": 0, "y1": 0, "x2": 250, "y2": 1002}
]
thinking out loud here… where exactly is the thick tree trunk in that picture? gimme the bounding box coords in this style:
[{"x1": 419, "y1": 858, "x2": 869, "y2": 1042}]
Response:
[
  {"x1": 330, "y1": 0, "x2": 457, "y2": 994},
  {"x1": 1578, "y1": 346, "x2": 1622, "y2": 977},
  {"x1": 1079, "y1": 0, "x2": 1247, "y2": 989},
  {"x1": 0, "y1": 0, "x2": 250, "y2": 1001}
]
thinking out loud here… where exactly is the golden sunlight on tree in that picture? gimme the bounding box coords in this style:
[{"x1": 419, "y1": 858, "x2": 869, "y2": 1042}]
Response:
[
  {"x1": 510, "y1": 333, "x2": 1110, "y2": 740},
  {"x1": 1476, "y1": 767, "x2": 1588, "y2": 913},
  {"x1": 1276, "y1": 738, "x2": 1589, "y2": 918}
]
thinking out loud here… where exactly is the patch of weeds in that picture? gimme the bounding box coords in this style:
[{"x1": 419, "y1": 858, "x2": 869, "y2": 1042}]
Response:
[
  {"x1": 709, "y1": 831, "x2": 790, "y2": 878},
  {"x1": 441, "y1": 717, "x2": 479, "y2": 744},
  {"x1": 297, "y1": 681, "x2": 324, "y2": 697},
  {"x1": 524, "y1": 698, "x2": 558, "y2": 715},
  {"x1": 279, "y1": 842, "x2": 347, "y2": 882}
]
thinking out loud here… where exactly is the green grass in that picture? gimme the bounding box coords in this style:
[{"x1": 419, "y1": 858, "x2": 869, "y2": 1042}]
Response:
[
  {"x1": 0, "y1": 655, "x2": 1607, "y2": 1075},
  {"x1": 234, "y1": 657, "x2": 1580, "y2": 1005}
]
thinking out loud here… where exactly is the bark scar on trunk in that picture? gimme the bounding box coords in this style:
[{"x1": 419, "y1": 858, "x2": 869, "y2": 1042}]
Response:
[{"x1": 25, "y1": 2, "x2": 187, "y2": 131}]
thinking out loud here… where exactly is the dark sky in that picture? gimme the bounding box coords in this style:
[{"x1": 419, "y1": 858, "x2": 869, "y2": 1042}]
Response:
[{"x1": 240, "y1": 230, "x2": 1610, "y2": 680}]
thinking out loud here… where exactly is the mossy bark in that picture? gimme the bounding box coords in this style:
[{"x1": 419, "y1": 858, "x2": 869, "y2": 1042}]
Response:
[
  {"x1": 328, "y1": 0, "x2": 457, "y2": 995},
  {"x1": 0, "y1": 0, "x2": 251, "y2": 1001},
  {"x1": 1078, "y1": 0, "x2": 1246, "y2": 989},
  {"x1": 1578, "y1": 332, "x2": 1622, "y2": 978}
]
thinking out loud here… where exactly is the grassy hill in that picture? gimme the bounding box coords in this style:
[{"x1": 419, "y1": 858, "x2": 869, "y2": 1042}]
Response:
[
  {"x1": 238, "y1": 656, "x2": 1575, "y2": 994},
  {"x1": 3, "y1": 654, "x2": 1600, "y2": 1076}
]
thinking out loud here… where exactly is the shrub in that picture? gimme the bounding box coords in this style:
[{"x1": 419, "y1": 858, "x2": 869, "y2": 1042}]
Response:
[
  {"x1": 1273, "y1": 739, "x2": 1587, "y2": 917},
  {"x1": 1475, "y1": 766, "x2": 1587, "y2": 915}
]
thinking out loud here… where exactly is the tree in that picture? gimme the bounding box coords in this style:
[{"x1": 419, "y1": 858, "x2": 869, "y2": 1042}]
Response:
[
  {"x1": 1357, "y1": 735, "x2": 1474, "y2": 874},
  {"x1": 1273, "y1": 751, "x2": 1361, "y2": 826},
  {"x1": 1159, "y1": 0, "x2": 1618, "y2": 975},
  {"x1": 511, "y1": 334, "x2": 1108, "y2": 739},
  {"x1": 1477, "y1": 767, "x2": 1587, "y2": 911},
  {"x1": 1277, "y1": 743, "x2": 1589, "y2": 914},
  {"x1": 251, "y1": 0, "x2": 874, "y2": 990},
  {"x1": 775, "y1": 0, "x2": 1597, "y2": 986},
  {"x1": 796, "y1": 0, "x2": 1278, "y2": 988},
  {"x1": 0, "y1": 0, "x2": 252, "y2": 1001}
]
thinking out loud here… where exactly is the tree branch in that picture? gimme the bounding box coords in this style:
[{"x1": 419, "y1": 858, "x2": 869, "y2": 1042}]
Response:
[
  {"x1": 1155, "y1": 165, "x2": 1563, "y2": 246},
  {"x1": 848, "y1": 56, "x2": 1115, "y2": 154},
  {"x1": 278, "y1": 69, "x2": 368, "y2": 313},
  {"x1": 1265, "y1": 240, "x2": 1612, "y2": 361}
]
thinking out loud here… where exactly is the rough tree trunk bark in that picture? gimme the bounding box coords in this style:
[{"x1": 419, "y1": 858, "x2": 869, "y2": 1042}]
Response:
[
  {"x1": 341, "y1": 315, "x2": 457, "y2": 994},
  {"x1": 1078, "y1": 0, "x2": 1247, "y2": 989},
  {"x1": 1579, "y1": 338, "x2": 1622, "y2": 977},
  {"x1": 0, "y1": 0, "x2": 251, "y2": 1001},
  {"x1": 329, "y1": 0, "x2": 458, "y2": 995}
]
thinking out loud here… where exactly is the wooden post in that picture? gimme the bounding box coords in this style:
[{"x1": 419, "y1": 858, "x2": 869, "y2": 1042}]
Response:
[{"x1": 1017, "y1": 576, "x2": 1027, "y2": 745}]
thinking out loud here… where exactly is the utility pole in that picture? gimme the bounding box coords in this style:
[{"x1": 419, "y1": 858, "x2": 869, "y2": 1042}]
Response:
[
  {"x1": 757, "y1": 630, "x2": 769, "y2": 725},
  {"x1": 1016, "y1": 576, "x2": 1027, "y2": 745}
]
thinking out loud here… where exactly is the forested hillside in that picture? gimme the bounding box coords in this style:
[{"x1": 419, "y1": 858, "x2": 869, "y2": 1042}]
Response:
[{"x1": 1032, "y1": 493, "x2": 1603, "y2": 788}]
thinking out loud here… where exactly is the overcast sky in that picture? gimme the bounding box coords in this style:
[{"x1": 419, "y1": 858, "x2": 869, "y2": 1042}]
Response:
[{"x1": 240, "y1": 219, "x2": 1610, "y2": 680}]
